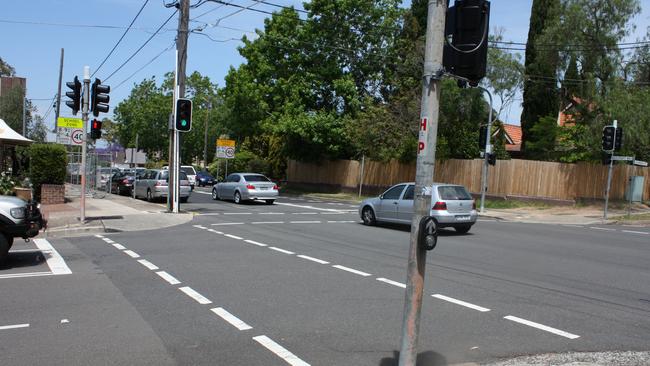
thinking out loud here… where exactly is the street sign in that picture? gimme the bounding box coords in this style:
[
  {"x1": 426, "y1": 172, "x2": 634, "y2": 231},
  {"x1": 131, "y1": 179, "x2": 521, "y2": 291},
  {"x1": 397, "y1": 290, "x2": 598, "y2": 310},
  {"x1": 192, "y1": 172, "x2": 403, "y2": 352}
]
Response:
[
  {"x1": 57, "y1": 117, "x2": 83, "y2": 129},
  {"x1": 633, "y1": 160, "x2": 648, "y2": 167},
  {"x1": 611, "y1": 156, "x2": 634, "y2": 161},
  {"x1": 216, "y1": 139, "x2": 236, "y2": 159},
  {"x1": 57, "y1": 127, "x2": 83, "y2": 145}
]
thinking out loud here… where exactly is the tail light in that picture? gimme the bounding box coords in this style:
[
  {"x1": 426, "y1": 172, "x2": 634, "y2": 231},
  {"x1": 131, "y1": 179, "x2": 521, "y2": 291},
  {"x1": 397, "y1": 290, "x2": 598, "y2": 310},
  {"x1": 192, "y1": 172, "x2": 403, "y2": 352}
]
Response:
[
  {"x1": 122, "y1": 179, "x2": 129, "y2": 184},
  {"x1": 246, "y1": 184, "x2": 256, "y2": 190},
  {"x1": 472, "y1": 201, "x2": 476, "y2": 210},
  {"x1": 273, "y1": 184, "x2": 278, "y2": 190},
  {"x1": 155, "y1": 180, "x2": 167, "y2": 187},
  {"x1": 432, "y1": 201, "x2": 447, "y2": 210}
]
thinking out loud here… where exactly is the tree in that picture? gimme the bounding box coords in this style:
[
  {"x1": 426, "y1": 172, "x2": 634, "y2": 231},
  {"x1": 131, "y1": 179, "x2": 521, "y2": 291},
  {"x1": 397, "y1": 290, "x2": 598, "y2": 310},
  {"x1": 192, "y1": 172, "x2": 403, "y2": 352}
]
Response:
[
  {"x1": 27, "y1": 115, "x2": 48, "y2": 142},
  {"x1": 484, "y1": 30, "x2": 524, "y2": 123},
  {"x1": 0, "y1": 57, "x2": 15, "y2": 77},
  {"x1": 0, "y1": 85, "x2": 32, "y2": 134},
  {"x1": 520, "y1": 0, "x2": 560, "y2": 158}
]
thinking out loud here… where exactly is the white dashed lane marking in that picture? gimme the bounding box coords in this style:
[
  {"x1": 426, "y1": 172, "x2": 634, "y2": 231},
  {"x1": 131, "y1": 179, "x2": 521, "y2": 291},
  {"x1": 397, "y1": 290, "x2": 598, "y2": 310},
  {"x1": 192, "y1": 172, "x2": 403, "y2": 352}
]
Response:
[
  {"x1": 211, "y1": 222, "x2": 245, "y2": 226},
  {"x1": 621, "y1": 230, "x2": 649, "y2": 235},
  {"x1": 244, "y1": 240, "x2": 268, "y2": 247},
  {"x1": 179, "y1": 286, "x2": 212, "y2": 305},
  {"x1": 253, "y1": 335, "x2": 310, "y2": 366},
  {"x1": 297, "y1": 255, "x2": 329, "y2": 264},
  {"x1": 432, "y1": 294, "x2": 491, "y2": 312},
  {"x1": 123, "y1": 250, "x2": 141, "y2": 258},
  {"x1": 0, "y1": 323, "x2": 30, "y2": 330},
  {"x1": 589, "y1": 227, "x2": 616, "y2": 231},
  {"x1": 224, "y1": 234, "x2": 243, "y2": 240},
  {"x1": 376, "y1": 278, "x2": 406, "y2": 288},
  {"x1": 112, "y1": 243, "x2": 126, "y2": 250},
  {"x1": 156, "y1": 271, "x2": 181, "y2": 285},
  {"x1": 252, "y1": 221, "x2": 285, "y2": 224},
  {"x1": 504, "y1": 315, "x2": 580, "y2": 339},
  {"x1": 211, "y1": 307, "x2": 252, "y2": 331},
  {"x1": 332, "y1": 265, "x2": 371, "y2": 277},
  {"x1": 269, "y1": 247, "x2": 294, "y2": 255},
  {"x1": 290, "y1": 221, "x2": 322, "y2": 224},
  {"x1": 138, "y1": 259, "x2": 159, "y2": 270}
]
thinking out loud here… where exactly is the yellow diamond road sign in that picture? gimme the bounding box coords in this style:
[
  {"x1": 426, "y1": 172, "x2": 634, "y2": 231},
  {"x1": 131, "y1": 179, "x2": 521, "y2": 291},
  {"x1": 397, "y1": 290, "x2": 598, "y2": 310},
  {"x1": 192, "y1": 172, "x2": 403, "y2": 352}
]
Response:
[{"x1": 57, "y1": 117, "x2": 83, "y2": 129}]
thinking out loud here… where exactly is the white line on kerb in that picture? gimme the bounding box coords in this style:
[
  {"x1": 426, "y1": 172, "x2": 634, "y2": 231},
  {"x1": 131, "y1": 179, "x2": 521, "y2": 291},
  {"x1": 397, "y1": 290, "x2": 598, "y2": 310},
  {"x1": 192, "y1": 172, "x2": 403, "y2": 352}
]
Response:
[
  {"x1": 244, "y1": 240, "x2": 268, "y2": 247},
  {"x1": 224, "y1": 234, "x2": 243, "y2": 240},
  {"x1": 504, "y1": 315, "x2": 580, "y2": 339},
  {"x1": 622, "y1": 230, "x2": 649, "y2": 235},
  {"x1": 332, "y1": 265, "x2": 371, "y2": 277},
  {"x1": 252, "y1": 221, "x2": 285, "y2": 225},
  {"x1": 290, "y1": 221, "x2": 321, "y2": 224},
  {"x1": 156, "y1": 271, "x2": 181, "y2": 285},
  {"x1": 297, "y1": 255, "x2": 329, "y2": 264},
  {"x1": 377, "y1": 278, "x2": 406, "y2": 288},
  {"x1": 33, "y1": 239, "x2": 72, "y2": 275},
  {"x1": 211, "y1": 222, "x2": 245, "y2": 226},
  {"x1": 123, "y1": 250, "x2": 140, "y2": 258},
  {"x1": 112, "y1": 243, "x2": 126, "y2": 250},
  {"x1": 211, "y1": 307, "x2": 252, "y2": 331},
  {"x1": 432, "y1": 294, "x2": 491, "y2": 312},
  {"x1": 0, "y1": 323, "x2": 29, "y2": 331},
  {"x1": 179, "y1": 286, "x2": 212, "y2": 305},
  {"x1": 589, "y1": 227, "x2": 616, "y2": 231},
  {"x1": 253, "y1": 335, "x2": 310, "y2": 366},
  {"x1": 138, "y1": 259, "x2": 159, "y2": 270},
  {"x1": 269, "y1": 247, "x2": 294, "y2": 255}
]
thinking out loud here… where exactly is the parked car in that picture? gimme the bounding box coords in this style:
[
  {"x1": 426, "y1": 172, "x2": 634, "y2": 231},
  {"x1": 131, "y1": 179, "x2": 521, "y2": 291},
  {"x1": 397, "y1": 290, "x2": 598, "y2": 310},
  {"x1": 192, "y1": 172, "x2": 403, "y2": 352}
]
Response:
[
  {"x1": 110, "y1": 171, "x2": 135, "y2": 196},
  {"x1": 134, "y1": 169, "x2": 192, "y2": 203},
  {"x1": 196, "y1": 170, "x2": 215, "y2": 187},
  {"x1": 97, "y1": 167, "x2": 120, "y2": 190},
  {"x1": 163, "y1": 165, "x2": 197, "y2": 190},
  {"x1": 0, "y1": 196, "x2": 46, "y2": 264},
  {"x1": 359, "y1": 182, "x2": 477, "y2": 233},
  {"x1": 212, "y1": 173, "x2": 278, "y2": 205}
]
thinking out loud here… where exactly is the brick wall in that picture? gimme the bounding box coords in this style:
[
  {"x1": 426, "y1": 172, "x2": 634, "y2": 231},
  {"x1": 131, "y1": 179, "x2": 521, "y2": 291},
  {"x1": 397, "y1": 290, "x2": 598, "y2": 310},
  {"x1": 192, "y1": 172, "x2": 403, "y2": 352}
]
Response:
[{"x1": 41, "y1": 184, "x2": 64, "y2": 204}]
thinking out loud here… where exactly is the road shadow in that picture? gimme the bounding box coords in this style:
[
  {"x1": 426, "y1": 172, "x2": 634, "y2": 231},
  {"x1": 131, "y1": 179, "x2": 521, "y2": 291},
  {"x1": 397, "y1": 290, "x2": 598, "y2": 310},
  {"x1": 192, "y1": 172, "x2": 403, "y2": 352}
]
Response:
[
  {"x1": 362, "y1": 223, "x2": 474, "y2": 236},
  {"x1": 379, "y1": 350, "x2": 448, "y2": 366},
  {"x1": 0, "y1": 250, "x2": 46, "y2": 270}
]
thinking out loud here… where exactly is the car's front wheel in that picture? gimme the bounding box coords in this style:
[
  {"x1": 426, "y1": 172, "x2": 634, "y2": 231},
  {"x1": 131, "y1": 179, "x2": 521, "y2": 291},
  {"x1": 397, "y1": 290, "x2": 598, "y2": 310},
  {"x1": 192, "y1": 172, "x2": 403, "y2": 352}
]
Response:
[
  {"x1": 362, "y1": 207, "x2": 376, "y2": 226},
  {"x1": 146, "y1": 190, "x2": 153, "y2": 202},
  {"x1": 455, "y1": 225, "x2": 472, "y2": 234},
  {"x1": 211, "y1": 188, "x2": 218, "y2": 200},
  {"x1": 0, "y1": 233, "x2": 10, "y2": 265}
]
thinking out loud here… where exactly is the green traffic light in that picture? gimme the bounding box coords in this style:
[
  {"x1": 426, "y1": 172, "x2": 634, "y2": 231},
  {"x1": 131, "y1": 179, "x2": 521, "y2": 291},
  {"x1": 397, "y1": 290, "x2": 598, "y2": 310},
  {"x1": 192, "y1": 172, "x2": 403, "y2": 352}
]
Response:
[{"x1": 181, "y1": 120, "x2": 187, "y2": 126}]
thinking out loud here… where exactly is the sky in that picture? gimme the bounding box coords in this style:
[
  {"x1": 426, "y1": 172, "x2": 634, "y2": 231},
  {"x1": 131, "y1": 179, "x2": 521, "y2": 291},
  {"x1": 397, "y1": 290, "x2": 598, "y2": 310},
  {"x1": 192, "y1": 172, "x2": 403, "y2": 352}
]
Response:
[{"x1": 1, "y1": 0, "x2": 649, "y2": 137}]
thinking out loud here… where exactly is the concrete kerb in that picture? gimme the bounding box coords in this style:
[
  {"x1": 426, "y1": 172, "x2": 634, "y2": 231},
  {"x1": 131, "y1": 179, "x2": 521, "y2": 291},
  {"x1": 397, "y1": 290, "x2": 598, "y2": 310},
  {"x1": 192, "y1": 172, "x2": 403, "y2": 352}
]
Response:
[{"x1": 41, "y1": 193, "x2": 194, "y2": 238}]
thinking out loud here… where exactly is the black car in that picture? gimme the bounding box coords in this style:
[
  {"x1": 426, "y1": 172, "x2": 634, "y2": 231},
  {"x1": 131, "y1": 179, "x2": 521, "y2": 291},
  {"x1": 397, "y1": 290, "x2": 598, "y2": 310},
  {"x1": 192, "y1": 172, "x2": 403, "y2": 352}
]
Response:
[
  {"x1": 110, "y1": 172, "x2": 135, "y2": 195},
  {"x1": 196, "y1": 171, "x2": 215, "y2": 187}
]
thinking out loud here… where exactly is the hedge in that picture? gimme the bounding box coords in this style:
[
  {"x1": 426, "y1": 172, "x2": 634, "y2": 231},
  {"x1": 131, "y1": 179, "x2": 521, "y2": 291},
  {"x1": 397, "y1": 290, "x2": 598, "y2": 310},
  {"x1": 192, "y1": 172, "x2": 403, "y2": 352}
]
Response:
[{"x1": 29, "y1": 143, "x2": 67, "y2": 201}]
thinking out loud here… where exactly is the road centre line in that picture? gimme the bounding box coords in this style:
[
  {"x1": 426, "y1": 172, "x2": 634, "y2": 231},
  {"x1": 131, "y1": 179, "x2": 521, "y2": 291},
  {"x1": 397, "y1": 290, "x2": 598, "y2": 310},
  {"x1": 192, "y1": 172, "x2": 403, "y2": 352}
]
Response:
[
  {"x1": 504, "y1": 315, "x2": 580, "y2": 339},
  {"x1": 589, "y1": 227, "x2": 616, "y2": 231},
  {"x1": 208, "y1": 229, "x2": 223, "y2": 234},
  {"x1": 292, "y1": 212, "x2": 318, "y2": 215},
  {"x1": 179, "y1": 286, "x2": 212, "y2": 305},
  {"x1": 244, "y1": 240, "x2": 268, "y2": 247},
  {"x1": 123, "y1": 250, "x2": 141, "y2": 259},
  {"x1": 297, "y1": 255, "x2": 329, "y2": 264},
  {"x1": 252, "y1": 221, "x2": 285, "y2": 224},
  {"x1": 622, "y1": 230, "x2": 649, "y2": 235},
  {"x1": 33, "y1": 239, "x2": 72, "y2": 275},
  {"x1": 253, "y1": 335, "x2": 310, "y2": 366},
  {"x1": 327, "y1": 221, "x2": 357, "y2": 223},
  {"x1": 193, "y1": 225, "x2": 207, "y2": 229},
  {"x1": 224, "y1": 212, "x2": 252, "y2": 215},
  {"x1": 259, "y1": 212, "x2": 284, "y2": 215},
  {"x1": 112, "y1": 243, "x2": 126, "y2": 250},
  {"x1": 332, "y1": 265, "x2": 371, "y2": 277},
  {"x1": 274, "y1": 202, "x2": 348, "y2": 212},
  {"x1": 0, "y1": 323, "x2": 30, "y2": 330},
  {"x1": 138, "y1": 259, "x2": 159, "y2": 270},
  {"x1": 211, "y1": 307, "x2": 252, "y2": 331},
  {"x1": 290, "y1": 221, "x2": 322, "y2": 224},
  {"x1": 432, "y1": 294, "x2": 491, "y2": 312},
  {"x1": 224, "y1": 234, "x2": 243, "y2": 240},
  {"x1": 156, "y1": 271, "x2": 181, "y2": 285},
  {"x1": 211, "y1": 223, "x2": 245, "y2": 226},
  {"x1": 376, "y1": 278, "x2": 406, "y2": 288},
  {"x1": 269, "y1": 247, "x2": 295, "y2": 255}
]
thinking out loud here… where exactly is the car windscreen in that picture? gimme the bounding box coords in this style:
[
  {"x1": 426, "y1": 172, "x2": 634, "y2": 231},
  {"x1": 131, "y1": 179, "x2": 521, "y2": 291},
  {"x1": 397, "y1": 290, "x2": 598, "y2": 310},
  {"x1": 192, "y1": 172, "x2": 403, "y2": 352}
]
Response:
[
  {"x1": 180, "y1": 167, "x2": 196, "y2": 175},
  {"x1": 244, "y1": 175, "x2": 270, "y2": 182},
  {"x1": 437, "y1": 186, "x2": 472, "y2": 200},
  {"x1": 159, "y1": 171, "x2": 187, "y2": 180}
]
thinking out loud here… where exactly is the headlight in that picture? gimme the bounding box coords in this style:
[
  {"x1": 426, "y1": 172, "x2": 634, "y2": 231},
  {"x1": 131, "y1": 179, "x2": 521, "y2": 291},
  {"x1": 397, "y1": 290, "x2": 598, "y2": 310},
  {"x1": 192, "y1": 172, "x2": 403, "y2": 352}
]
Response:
[{"x1": 10, "y1": 207, "x2": 26, "y2": 219}]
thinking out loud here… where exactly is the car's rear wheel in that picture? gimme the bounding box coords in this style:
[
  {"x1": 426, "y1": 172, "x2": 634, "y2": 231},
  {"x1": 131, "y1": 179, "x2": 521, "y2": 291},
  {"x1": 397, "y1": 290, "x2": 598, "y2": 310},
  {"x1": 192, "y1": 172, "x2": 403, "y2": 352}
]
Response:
[
  {"x1": 455, "y1": 225, "x2": 472, "y2": 234},
  {"x1": 234, "y1": 191, "x2": 242, "y2": 204},
  {"x1": 146, "y1": 190, "x2": 153, "y2": 202},
  {"x1": 362, "y1": 207, "x2": 376, "y2": 226},
  {"x1": 0, "y1": 234, "x2": 10, "y2": 265},
  {"x1": 265, "y1": 199, "x2": 275, "y2": 205}
]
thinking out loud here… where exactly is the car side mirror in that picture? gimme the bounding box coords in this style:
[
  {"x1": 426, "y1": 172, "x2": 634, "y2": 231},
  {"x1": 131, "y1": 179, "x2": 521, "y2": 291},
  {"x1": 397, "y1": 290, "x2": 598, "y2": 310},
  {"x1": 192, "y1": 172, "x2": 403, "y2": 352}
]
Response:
[{"x1": 379, "y1": 194, "x2": 384, "y2": 199}]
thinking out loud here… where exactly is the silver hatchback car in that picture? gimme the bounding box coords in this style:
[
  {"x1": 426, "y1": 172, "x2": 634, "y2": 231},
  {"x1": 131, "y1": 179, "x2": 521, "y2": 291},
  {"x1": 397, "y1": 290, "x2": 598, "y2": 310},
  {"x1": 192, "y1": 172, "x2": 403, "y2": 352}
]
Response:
[
  {"x1": 359, "y1": 182, "x2": 478, "y2": 233},
  {"x1": 212, "y1": 173, "x2": 278, "y2": 204}
]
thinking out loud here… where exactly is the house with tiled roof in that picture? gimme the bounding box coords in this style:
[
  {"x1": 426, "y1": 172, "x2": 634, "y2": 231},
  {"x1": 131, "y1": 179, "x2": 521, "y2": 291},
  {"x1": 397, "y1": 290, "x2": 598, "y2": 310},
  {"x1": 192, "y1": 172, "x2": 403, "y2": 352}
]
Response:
[{"x1": 491, "y1": 123, "x2": 523, "y2": 157}]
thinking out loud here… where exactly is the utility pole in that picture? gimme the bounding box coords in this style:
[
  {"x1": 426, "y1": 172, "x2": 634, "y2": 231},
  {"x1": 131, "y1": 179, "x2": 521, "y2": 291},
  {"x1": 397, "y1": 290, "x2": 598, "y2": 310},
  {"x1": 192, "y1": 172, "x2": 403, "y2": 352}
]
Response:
[
  {"x1": 398, "y1": 1, "x2": 446, "y2": 365},
  {"x1": 168, "y1": 0, "x2": 189, "y2": 213},
  {"x1": 22, "y1": 95, "x2": 27, "y2": 136},
  {"x1": 479, "y1": 87, "x2": 493, "y2": 213},
  {"x1": 80, "y1": 66, "x2": 90, "y2": 222},
  {"x1": 54, "y1": 48, "x2": 64, "y2": 132}
]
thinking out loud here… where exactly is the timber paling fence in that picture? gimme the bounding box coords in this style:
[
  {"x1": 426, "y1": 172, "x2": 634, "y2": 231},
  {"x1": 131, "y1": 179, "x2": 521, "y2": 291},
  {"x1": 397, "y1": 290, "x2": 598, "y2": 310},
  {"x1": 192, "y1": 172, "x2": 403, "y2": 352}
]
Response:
[{"x1": 286, "y1": 159, "x2": 650, "y2": 202}]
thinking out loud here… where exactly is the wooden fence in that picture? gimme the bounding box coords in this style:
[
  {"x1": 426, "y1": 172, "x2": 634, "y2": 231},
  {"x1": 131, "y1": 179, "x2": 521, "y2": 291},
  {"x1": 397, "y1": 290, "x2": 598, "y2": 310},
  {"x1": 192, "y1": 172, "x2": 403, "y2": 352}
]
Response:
[{"x1": 286, "y1": 158, "x2": 650, "y2": 201}]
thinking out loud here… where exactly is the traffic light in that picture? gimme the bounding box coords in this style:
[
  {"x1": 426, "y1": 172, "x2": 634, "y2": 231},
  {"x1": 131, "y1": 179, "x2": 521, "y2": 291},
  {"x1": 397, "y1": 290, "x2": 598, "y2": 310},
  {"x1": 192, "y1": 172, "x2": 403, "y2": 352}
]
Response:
[
  {"x1": 602, "y1": 126, "x2": 615, "y2": 151},
  {"x1": 602, "y1": 153, "x2": 612, "y2": 165},
  {"x1": 175, "y1": 98, "x2": 192, "y2": 132},
  {"x1": 91, "y1": 78, "x2": 110, "y2": 117},
  {"x1": 90, "y1": 119, "x2": 102, "y2": 140},
  {"x1": 614, "y1": 127, "x2": 623, "y2": 151},
  {"x1": 65, "y1": 76, "x2": 81, "y2": 115},
  {"x1": 443, "y1": 0, "x2": 491, "y2": 86},
  {"x1": 478, "y1": 125, "x2": 488, "y2": 150},
  {"x1": 487, "y1": 152, "x2": 496, "y2": 166}
]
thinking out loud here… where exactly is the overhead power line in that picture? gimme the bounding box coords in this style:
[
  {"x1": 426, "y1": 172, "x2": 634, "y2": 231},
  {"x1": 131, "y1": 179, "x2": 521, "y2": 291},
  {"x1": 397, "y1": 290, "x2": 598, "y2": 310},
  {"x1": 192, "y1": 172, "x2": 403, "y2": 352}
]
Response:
[
  {"x1": 92, "y1": 0, "x2": 150, "y2": 78},
  {"x1": 114, "y1": 41, "x2": 176, "y2": 90},
  {"x1": 103, "y1": 9, "x2": 178, "y2": 83},
  {"x1": 0, "y1": 19, "x2": 174, "y2": 33}
]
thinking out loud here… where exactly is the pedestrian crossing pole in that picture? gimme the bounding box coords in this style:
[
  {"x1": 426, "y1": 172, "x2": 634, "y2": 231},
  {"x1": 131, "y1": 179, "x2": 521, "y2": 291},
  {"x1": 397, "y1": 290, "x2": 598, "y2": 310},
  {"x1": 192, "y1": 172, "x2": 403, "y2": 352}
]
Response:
[
  {"x1": 80, "y1": 66, "x2": 90, "y2": 222},
  {"x1": 399, "y1": 1, "x2": 446, "y2": 365}
]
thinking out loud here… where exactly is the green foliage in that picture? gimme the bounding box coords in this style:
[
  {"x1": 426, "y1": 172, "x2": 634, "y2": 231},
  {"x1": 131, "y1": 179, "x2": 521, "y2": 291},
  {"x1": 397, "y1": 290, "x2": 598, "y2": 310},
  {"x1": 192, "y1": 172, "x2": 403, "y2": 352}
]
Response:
[
  {"x1": 0, "y1": 57, "x2": 15, "y2": 76},
  {"x1": 29, "y1": 143, "x2": 67, "y2": 201},
  {"x1": 526, "y1": 115, "x2": 558, "y2": 160},
  {"x1": 0, "y1": 85, "x2": 33, "y2": 133},
  {"x1": 0, "y1": 172, "x2": 16, "y2": 196}
]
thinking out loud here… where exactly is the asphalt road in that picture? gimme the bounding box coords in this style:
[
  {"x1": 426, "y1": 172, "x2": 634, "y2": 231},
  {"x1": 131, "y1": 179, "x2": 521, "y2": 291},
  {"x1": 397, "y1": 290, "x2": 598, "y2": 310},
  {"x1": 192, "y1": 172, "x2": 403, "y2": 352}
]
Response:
[{"x1": 1, "y1": 188, "x2": 648, "y2": 365}]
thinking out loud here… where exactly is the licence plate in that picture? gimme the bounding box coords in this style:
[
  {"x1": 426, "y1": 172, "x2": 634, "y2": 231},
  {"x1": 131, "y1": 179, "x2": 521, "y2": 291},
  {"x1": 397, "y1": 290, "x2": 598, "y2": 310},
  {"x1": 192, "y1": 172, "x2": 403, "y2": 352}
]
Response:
[
  {"x1": 260, "y1": 187, "x2": 268, "y2": 190},
  {"x1": 455, "y1": 215, "x2": 471, "y2": 221}
]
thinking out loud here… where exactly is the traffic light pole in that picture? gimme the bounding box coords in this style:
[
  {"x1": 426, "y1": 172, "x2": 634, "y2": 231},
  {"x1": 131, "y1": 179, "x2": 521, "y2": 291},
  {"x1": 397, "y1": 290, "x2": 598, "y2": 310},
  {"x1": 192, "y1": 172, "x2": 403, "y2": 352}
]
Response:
[
  {"x1": 479, "y1": 87, "x2": 493, "y2": 213},
  {"x1": 603, "y1": 120, "x2": 617, "y2": 220},
  {"x1": 80, "y1": 66, "x2": 90, "y2": 222},
  {"x1": 398, "y1": 1, "x2": 446, "y2": 365}
]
